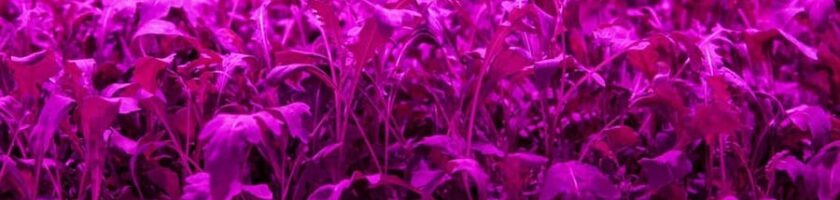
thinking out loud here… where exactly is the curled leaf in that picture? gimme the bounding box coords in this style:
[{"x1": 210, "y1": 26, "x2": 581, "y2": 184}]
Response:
[{"x1": 8, "y1": 50, "x2": 60, "y2": 98}]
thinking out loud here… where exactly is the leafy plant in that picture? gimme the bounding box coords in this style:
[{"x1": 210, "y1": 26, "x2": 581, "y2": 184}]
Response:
[{"x1": 0, "y1": 0, "x2": 838, "y2": 199}]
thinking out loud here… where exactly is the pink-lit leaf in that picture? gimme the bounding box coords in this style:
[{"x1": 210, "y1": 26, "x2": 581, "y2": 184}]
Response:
[
  {"x1": 272, "y1": 102, "x2": 311, "y2": 143},
  {"x1": 28, "y1": 93, "x2": 75, "y2": 177},
  {"x1": 541, "y1": 161, "x2": 620, "y2": 200},
  {"x1": 501, "y1": 153, "x2": 548, "y2": 195},
  {"x1": 777, "y1": 30, "x2": 818, "y2": 60},
  {"x1": 639, "y1": 150, "x2": 693, "y2": 188},
  {"x1": 0, "y1": 155, "x2": 32, "y2": 200},
  {"x1": 603, "y1": 126, "x2": 640, "y2": 150},
  {"x1": 0, "y1": 96, "x2": 22, "y2": 124},
  {"x1": 309, "y1": 173, "x2": 423, "y2": 200},
  {"x1": 133, "y1": 57, "x2": 169, "y2": 93},
  {"x1": 79, "y1": 96, "x2": 121, "y2": 200},
  {"x1": 807, "y1": 141, "x2": 840, "y2": 199},
  {"x1": 787, "y1": 105, "x2": 832, "y2": 149},
  {"x1": 8, "y1": 50, "x2": 60, "y2": 98},
  {"x1": 410, "y1": 161, "x2": 447, "y2": 194},
  {"x1": 253, "y1": 1, "x2": 273, "y2": 67},
  {"x1": 310, "y1": 142, "x2": 343, "y2": 161},
  {"x1": 262, "y1": 64, "x2": 335, "y2": 89},
  {"x1": 487, "y1": 48, "x2": 533, "y2": 83},
  {"x1": 105, "y1": 130, "x2": 138, "y2": 155},
  {"x1": 626, "y1": 41, "x2": 660, "y2": 79},
  {"x1": 182, "y1": 173, "x2": 211, "y2": 200},
  {"x1": 145, "y1": 166, "x2": 182, "y2": 198},
  {"x1": 349, "y1": 18, "x2": 394, "y2": 68},
  {"x1": 133, "y1": 19, "x2": 186, "y2": 40},
  {"x1": 241, "y1": 184, "x2": 273, "y2": 200},
  {"x1": 274, "y1": 50, "x2": 328, "y2": 66},
  {"x1": 446, "y1": 159, "x2": 490, "y2": 198},
  {"x1": 308, "y1": 0, "x2": 342, "y2": 44},
  {"x1": 217, "y1": 53, "x2": 255, "y2": 91},
  {"x1": 362, "y1": 0, "x2": 421, "y2": 28},
  {"x1": 744, "y1": 29, "x2": 818, "y2": 62},
  {"x1": 532, "y1": 55, "x2": 578, "y2": 89},
  {"x1": 414, "y1": 135, "x2": 465, "y2": 157},
  {"x1": 200, "y1": 114, "x2": 262, "y2": 200}
]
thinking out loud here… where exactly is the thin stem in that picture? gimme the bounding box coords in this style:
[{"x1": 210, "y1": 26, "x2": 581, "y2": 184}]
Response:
[{"x1": 350, "y1": 113, "x2": 384, "y2": 173}]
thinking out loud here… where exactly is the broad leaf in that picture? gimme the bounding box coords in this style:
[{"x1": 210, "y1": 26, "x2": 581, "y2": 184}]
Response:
[
  {"x1": 7, "y1": 50, "x2": 60, "y2": 98},
  {"x1": 79, "y1": 96, "x2": 121, "y2": 200},
  {"x1": 133, "y1": 57, "x2": 168, "y2": 93},
  {"x1": 348, "y1": 18, "x2": 394, "y2": 68},
  {"x1": 541, "y1": 161, "x2": 619, "y2": 200},
  {"x1": 200, "y1": 114, "x2": 262, "y2": 200},
  {"x1": 639, "y1": 150, "x2": 693, "y2": 188}
]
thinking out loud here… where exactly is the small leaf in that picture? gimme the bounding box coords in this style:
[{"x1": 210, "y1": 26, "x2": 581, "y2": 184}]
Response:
[
  {"x1": 145, "y1": 166, "x2": 182, "y2": 198},
  {"x1": 28, "y1": 93, "x2": 75, "y2": 172},
  {"x1": 261, "y1": 64, "x2": 335, "y2": 90},
  {"x1": 691, "y1": 103, "x2": 741, "y2": 142},
  {"x1": 253, "y1": 1, "x2": 273, "y2": 67},
  {"x1": 133, "y1": 19, "x2": 186, "y2": 40},
  {"x1": 410, "y1": 161, "x2": 447, "y2": 194},
  {"x1": 182, "y1": 173, "x2": 211, "y2": 200},
  {"x1": 8, "y1": 50, "x2": 60, "y2": 98},
  {"x1": 532, "y1": 55, "x2": 578, "y2": 89},
  {"x1": 627, "y1": 41, "x2": 659, "y2": 79},
  {"x1": 349, "y1": 18, "x2": 394, "y2": 68},
  {"x1": 487, "y1": 48, "x2": 533, "y2": 83},
  {"x1": 744, "y1": 29, "x2": 818, "y2": 62},
  {"x1": 603, "y1": 126, "x2": 640, "y2": 150},
  {"x1": 787, "y1": 105, "x2": 832, "y2": 149},
  {"x1": 311, "y1": 142, "x2": 343, "y2": 161},
  {"x1": 777, "y1": 30, "x2": 818, "y2": 60},
  {"x1": 79, "y1": 96, "x2": 121, "y2": 200},
  {"x1": 105, "y1": 130, "x2": 138, "y2": 155},
  {"x1": 273, "y1": 102, "x2": 311, "y2": 143},
  {"x1": 0, "y1": 96, "x2": 22, "y2": 124},
  {"x1": 639, "y1": 150, "x2": 693, "y2": 188},
  {"x1": 446, "y1": 159, "x2": 490, "y2": 198},
  {"x1": 274, "y1": 50, "x2": 327, "y2": 66},
  {"x1": 541, "y1": 161, "x2": 619, "y2": 200},
  {"x1": 308, "y1": 173, "x2": 412, "y2": 200},
  {"x1": 241, "y1": 184, "x2": 273, "y2": 200},
  {"x1": 309, "y1": 0, "x2": 342, "y2": 44},
  {"x1": 200, "y1": 114, "x2": 262, "y2": 200},
  {"x1": 133, "y1": 57, "x2": 168, "y2": 93},
  {"x1": 414, "y1": 135, "x2": 465, "y2": 157}
]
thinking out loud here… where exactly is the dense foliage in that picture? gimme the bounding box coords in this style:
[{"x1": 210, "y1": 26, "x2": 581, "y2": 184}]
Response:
[{"x1": 0, "y1": 0, "x2": 838, "y2": 199}]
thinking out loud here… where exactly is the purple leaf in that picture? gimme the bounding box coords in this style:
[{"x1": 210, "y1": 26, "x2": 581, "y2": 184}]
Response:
[
  {"x1": 182, "y1": 173, "x2": 211, "y2": 200},
  {"x1": 28, "y1": 93, "x2": 75, "y2": 160},
  {"x1": 133, "y1": 57, "x2": 168, "y2": 93},
  {"x1": 787, "y1": 105, "x2": 832, "y2": 149},
  {"x1": 241, "y1": 184, "x2": 273, "y2": 200},
  {"x1": 79, "y1": 96, "x2": 121, "y2": 200},
  {"x1": 541, "y1": 161, "x2": 619, "y2": 200},
  {"x1": 348, "y1": 18, "x2": 394, "y2": 68},
  {"x1": 532, "y1": 55, "x2": 578, "y2": 89},
  {"x1": 311, "y1": 142, "x2": 343, "y2": 161},
  {"x1": 200, "y1": 114, "x2": 262, "y2": 200},
  {"x1": 133, "y1": 19, "x2": 186, "y2": 40},
  {"x1": 308, "y1": 0, "x2": 342, "y2": 44},
  {"x1": 274, "y1": 102, "x2": 311, "y2": 143},
  {"x1": 446, "y1": 159, "x2": 490, "y2": 198},
  {"x1": 7, "y1": 50, "x2": 60, "y2": 98},
  {"x1": 145, "y1": 166, "x2": 182, "y2": 198},
  {"x1": 253, "y1": 1, "x2": 273, "y2": 68},
  {"x1": 639, "y1": 150, "x2": 693, "y2": 188}
]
